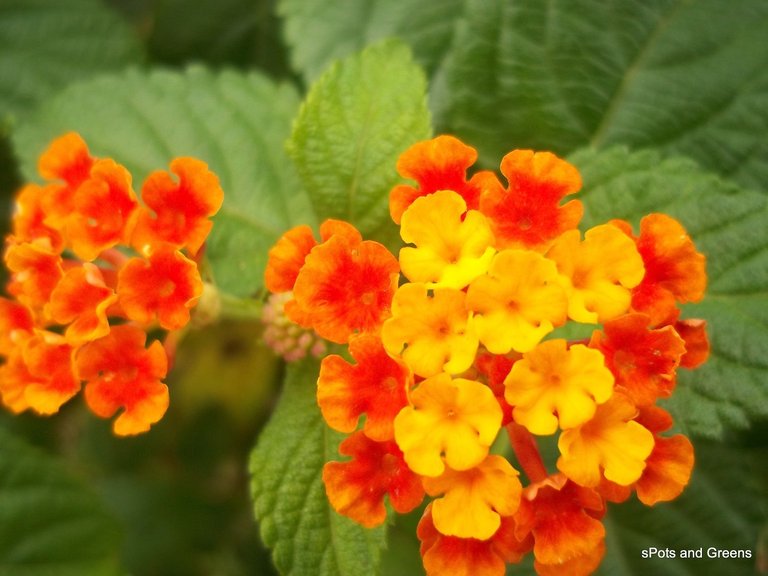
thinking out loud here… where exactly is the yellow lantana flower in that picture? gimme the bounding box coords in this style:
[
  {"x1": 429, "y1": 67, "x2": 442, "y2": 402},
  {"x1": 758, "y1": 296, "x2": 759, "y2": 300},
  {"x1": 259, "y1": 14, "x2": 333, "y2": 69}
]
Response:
[
  {"x1": 394, "y1": 372, "x2": 501, "y2": 476},
  {"x1": 557, "y1": 393, "x2": 654, "y2": 487},
  {"x1": 466, "y1": 249, "x2": 567, "y2": 354},
  {"x1": 381, "y1": 283, "x2": 478, "y2": 377},
  {"x1": 399, "y1": 190, "x2": 495, "y2": 289},
  {"x1": 504, "y1": 339, "x2": 614, "y2": 435},
  {"x1": 547, "y1": 224, "x2": 644, "y2": 323},
  {"x1": 423, "y1": 454, "x2": 522, "y2": 540}
]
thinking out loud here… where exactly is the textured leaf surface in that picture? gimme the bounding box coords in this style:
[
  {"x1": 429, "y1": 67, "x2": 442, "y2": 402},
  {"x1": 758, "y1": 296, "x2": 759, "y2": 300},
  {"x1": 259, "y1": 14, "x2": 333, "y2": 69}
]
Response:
[
  {"x1": 278, "y1": 0, "x2": 463, "y2": 82},
  {"x1": 573, "y1": 147, "x2": 768, "y2": 437},
  {"x1": 250, "y1": 359, "x2": 387, "y2": 576},
  {"x1": 11, "y1": 66, "x2": 313, "y2": 297},
  {"x1": 0, "y1": 426, "x2": 122, "y2": 576},
  {"x1": 287, "y1": 40, "x2": 431, "y2": 240},
  {"x1": 444, "y1": 0, "x2": 768, "y2": 191},
  {"x1": 599, "y1": 440, "x2": 766, "y2": 576},
  {"x1": 0, "y1": 0, "x2": 142, "y2": 123}
]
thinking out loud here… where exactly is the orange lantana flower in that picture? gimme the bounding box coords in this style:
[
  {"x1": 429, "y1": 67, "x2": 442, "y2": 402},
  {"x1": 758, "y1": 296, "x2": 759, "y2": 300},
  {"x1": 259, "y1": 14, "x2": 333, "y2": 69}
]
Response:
[
  {"x1": 547, "y1": 224, "x2": 645, "y2": 324},
  {"x1": 37, "y1": 132, "x2": 94, "y2": 229},
  {"x1": 504, "y1": 340, "x2": 614, "y2": 435},
  {"x1": 37, "y1": 131, "x2": 94, "y2": 186},
  {"x1": 322, "y1": 431, "x2": 424, "y2": 528},
  {"x1": 4, "y1": 241, "x2": 63, "y2": 312},
  {"x1": 466, "y1": 249, "x2": 567, "y2": 354},
  {"x1": 0, "y1": 331, "x2": 80, "y2": 415},
  {"x1": 478, "y1": 150, "x2": 582, "y2": 250},
  {"x1": 65, "y1": 158, "x2": 138, "y2": 261},
  {"x1": 46, "y1": 263, "x2": 117, "y2": 345},
  {"x1": 117, "y1": 246, "x2": 204, "y2": 330},
  {"x1": 264, "y1": 224, "x2": 317, "y2": 293},
  {"x1": 394, "y1": 372, "x2": 501, "y2": 477},
  {"x1": 77, "y1": 324, "x2": 169, "y2": 436},
  {"x1": 557, "y1": 394, "x2": 654, "y2": 487},
  {"x1": 131, "y1": 157, "x2": 224, "y2": 256},
  {"x1": 11, "y1": 184, "x2": 63, "y2": 250}
]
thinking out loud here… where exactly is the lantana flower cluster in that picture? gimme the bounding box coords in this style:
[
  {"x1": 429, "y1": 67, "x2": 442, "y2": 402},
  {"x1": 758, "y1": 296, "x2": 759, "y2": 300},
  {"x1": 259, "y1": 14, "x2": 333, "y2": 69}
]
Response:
[
  {"x1": 265, "y1": 135, "x2": 709, "y2": 576},
  {"x1": 0, "y1": 133, "x2": 223, "y2": 435}
]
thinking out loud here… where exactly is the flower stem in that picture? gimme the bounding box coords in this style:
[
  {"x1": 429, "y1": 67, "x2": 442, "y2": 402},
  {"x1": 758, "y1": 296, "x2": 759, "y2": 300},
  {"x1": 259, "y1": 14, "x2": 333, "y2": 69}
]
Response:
[{"x1": 507, "y1": 422, "x2": 548, "y2": 483}]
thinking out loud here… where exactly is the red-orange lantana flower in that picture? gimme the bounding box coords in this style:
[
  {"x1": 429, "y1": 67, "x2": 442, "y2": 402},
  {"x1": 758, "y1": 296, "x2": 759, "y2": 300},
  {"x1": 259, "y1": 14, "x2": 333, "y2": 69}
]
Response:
[
  {"x1": 317, "y1": 332, "x2": 410, "y2": 441},
  {"x1": 389, "y1": 135, "x2": 489, "y2": 224},
  {"x1": 615, "y1": 214, "x2": 706, "y2": 326},
  {"x1": 290, "y1": 222, "x2": 399, "y2": 343},
  {"x1": 417, "y1": 503, "x2": 531, "y2": 576},
  {"x1": 590, "y1": 313, "x2": 686, "y2": 406},
  {"x1": 323, "y1": 431, "x2": 424, "y2": 527},
  {"x1": 77, "y1": 324, "x2": 169, "y2": 436},
  {"x1": 117, "y1": 246, "x2": 204, "y2": 330},
  {"x1": 478, "y1": 150, "x2": 583, "y2": 250},
  {"x1": 131, "y1": 157, "x2": 224, "y2": 256}
]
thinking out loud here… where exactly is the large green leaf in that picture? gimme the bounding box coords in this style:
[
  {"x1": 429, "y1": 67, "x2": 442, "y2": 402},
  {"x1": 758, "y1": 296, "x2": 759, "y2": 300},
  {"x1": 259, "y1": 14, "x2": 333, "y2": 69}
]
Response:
[
  {"x1": 109, "y1": 0, "x2": 291, "y2": 74},
  {"x1": 0, "y1": 426, "x2": 122, "y2": 575},
  {"x1": 278, "y1": 0, "x2": 463, "y2": 83},
  {"x1": 249, "y1": 359, "x2": 387, "y2": 576},
  {"x1": 0, "y1": 0, "x2": 142, "y2": 124},
  {"x1": 572, "y1": 146, "x2": 768, "y2": 437},
  {"x1": 287, "y1": 40, "x2": 431, "y2": 242},
  {"x1": 11, "y1": 66, "x2": 314, "y2": 297},
  {"x1": 443, "y1": 0, "x2": 768, "y2": 191}
]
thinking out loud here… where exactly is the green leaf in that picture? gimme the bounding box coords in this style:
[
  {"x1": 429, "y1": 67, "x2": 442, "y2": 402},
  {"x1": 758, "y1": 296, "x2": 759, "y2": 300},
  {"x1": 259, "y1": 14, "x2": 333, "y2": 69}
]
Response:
[
  {"x1": 250, "y1": 359, "x2": 387, "y2": 576},
  {"x1": 599, "y1": 440, "x2": 767, "y2": 576},
  {"x1": 443, "y1": 0, "x2": 768, "y2": 191},
  {"x1": 572, "y1": 146, "x2": 768, "y2": 437},
  {"x1": 11, "y1": 66, "x2": 314, "y2": 298},
  {"x1": 287, "y1": 40, "x2": 431, "y2": 240},
  {"x1": 278, "y1": 0, "x2": 464, "y2": 83},
  {"x1": 0, "y1": 426, "x2": 122, "y2": 575},
  {"x1": 0, "y1": 0, "x2": 142, "y2": 123}
]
